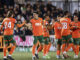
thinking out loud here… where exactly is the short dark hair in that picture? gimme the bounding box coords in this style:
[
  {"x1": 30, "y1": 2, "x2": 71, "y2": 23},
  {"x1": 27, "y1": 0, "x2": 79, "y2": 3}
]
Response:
[
  {"x1": 74, "y1": 14, "x2": 79, "y2": 17},
  {"x1": 57, "y1": 14, "x2": 63, "y2": 17},
  {"x1": 7, "y1": 10, "x2": 14, "y2": 17},
  {"x1": 33, "y1": 11, "x2": 38, "y2": 14},
  {"x1": 44, "y1": 15, "x2": 49, "y2": 18},
  {"x1": 64, "y1": 11, "x2": 69, "y2": 16}
]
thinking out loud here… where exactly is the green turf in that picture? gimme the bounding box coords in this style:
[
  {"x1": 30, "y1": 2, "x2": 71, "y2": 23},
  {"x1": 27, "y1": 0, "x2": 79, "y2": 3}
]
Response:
[{"x1": 0, "y1": 52, "x2": 80, "y2": 60}]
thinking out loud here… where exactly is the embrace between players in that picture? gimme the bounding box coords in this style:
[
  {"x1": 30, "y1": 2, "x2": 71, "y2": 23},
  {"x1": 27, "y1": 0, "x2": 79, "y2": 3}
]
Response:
[
  {"x1": 31, "y1": 12, "x2": 80, "y2": 60},
  {"x1": 0, "y1": 10, "x2": 80, "y2": 60}
]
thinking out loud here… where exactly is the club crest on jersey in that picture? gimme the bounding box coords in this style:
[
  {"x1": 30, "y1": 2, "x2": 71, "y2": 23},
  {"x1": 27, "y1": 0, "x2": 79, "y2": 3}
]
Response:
[
  {"x1": 35, "y1": 23, "x2": 41, "y2": 26},
  {"x1": 58, "y1": 27, "x2": 62, "y2": 29},
  {"x1": 64, "y1": 19, "x2": 68, "y2": 21}
]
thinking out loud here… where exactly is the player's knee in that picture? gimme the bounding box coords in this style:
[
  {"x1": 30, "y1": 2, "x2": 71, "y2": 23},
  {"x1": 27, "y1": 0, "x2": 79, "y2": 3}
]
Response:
[{"x1": 5, "y1": 44, "x2": 8, "y2": 47}]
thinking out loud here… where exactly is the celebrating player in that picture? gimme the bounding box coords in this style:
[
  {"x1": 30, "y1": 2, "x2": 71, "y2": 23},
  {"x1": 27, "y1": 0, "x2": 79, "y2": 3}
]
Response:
[
  {"x1": 34, "y1": 15, "x2": 51, "y2": 59},
  {"x1": 71, "y1": 15, "x2": 80, "y2": 58},
  {"x1": 42, "y1": 15, "x2": 51, "y2": 59},
  {"x1": 60, "y1": 12, "x2": 73, "y2": 58},
  {"x1": 30, "y1": 12, "x2": 45, "y2": 60},
  {"x1": 52, "y1": 15, "x2": 62, "y2": 59},
  {"x1": 0, "y1": 10, "x2": 25, "y2": 60}
]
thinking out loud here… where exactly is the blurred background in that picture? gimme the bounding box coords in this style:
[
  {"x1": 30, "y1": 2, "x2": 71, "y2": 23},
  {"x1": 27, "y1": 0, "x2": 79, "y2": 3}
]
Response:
[{"x1": 0, "y1": 0, "x2": 80, "y2": 52}]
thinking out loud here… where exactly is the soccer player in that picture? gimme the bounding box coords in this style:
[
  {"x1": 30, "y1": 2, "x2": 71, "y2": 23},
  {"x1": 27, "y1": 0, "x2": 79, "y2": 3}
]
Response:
[
  {"x1": 0, "y1": 10, "x2": 25, "y2": 60},
  {"x1": 52, "y1": 15, "x2": 62, "y2": 59},
  {"x1": 30, "y1": 12, "x2": 44, "y2": 60},
  {"x1": 42, "y1": 15, "x2": 51, "y2": 59},
  {"x1": 60, "y1": 12, "x2": 73, "y2": 58},
  {"x1": 71, "y1": 15, "x2": 80, "y2": 58},
  {"x1": 35, "y1": 15, "x2": 51, "y2": 59}
]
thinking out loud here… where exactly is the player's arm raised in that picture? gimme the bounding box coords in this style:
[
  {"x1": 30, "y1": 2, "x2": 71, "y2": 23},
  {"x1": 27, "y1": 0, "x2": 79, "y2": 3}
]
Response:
[{"x1": 25, "y1": 22, "x2": 33, "y2": 31}]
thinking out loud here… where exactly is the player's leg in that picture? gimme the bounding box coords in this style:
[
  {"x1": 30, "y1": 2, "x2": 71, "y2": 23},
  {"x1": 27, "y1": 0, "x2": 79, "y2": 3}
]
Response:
[
  {"x1": 37, "y1": 42, "x2": 43, "y2": 54},
  {"x1": 46, "y1": 37, "x2": 51, "y2": 55},
  {"x1": 56, "y1": 39, "x2": 62, "y2": 59},
  {"x1": 65, "y1": 36, "x2": 73, "y2": 52},
  {"x1": 7, "y1": 35, "x2": 16, "y2": 60},
  {"x1": 43, "y1": 37, "x2": 50, "y2": 59},
  {"x1": 63, "y1": 35, "x2": 73, "y2": 58},
  {"x1": 3, "y1": 35, "x2": 9, "y2": 60},
  {"x1": 43, "y1": 37, "x2": 47, "y2": 57},
  {"x1": 32, "y1": 36, "x2": 38, "y2": 60},
  {"x1": 34, "y1": 35, "x2": 44, "y2": 59},
  {"x1": 73, "y1": 38, "x2": 80, "y2": 58},
  {"x1": 62, "y1": 36, "x2": 70, "y2": 58},
  {"x1": 35, "y1": 41, "x2": 42, "y2": 54},
  {"x1": 35, "y1": 41, "x2": 41, "y2": 59},
  {"x1": 62, "y1": 36, "x2": 66, "y2": 54},
  {"x1": 38, "y1": 35, "x2": 48, "y2": 59}
]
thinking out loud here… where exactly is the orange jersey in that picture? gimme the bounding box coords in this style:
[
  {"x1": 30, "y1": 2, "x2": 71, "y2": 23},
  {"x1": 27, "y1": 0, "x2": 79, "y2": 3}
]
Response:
[
  {"x1": 78, "y1": 22, "x2": 80, "y2": 37},
  {"x1": 30, "y1": 18, "x2": 43, "y2": 36},
  {"x1": 43, "y1": 20, "x2": 49, "y2": 37},
  {"x1": 71, "y1": 22, "x2": 80, "y2": 38},
  {"x1": 54, "y1": 22, "x2": 62, "y2": 39},
  {"x1": 60, "y1": 18, "x2": 71, "y2": 36},
  {"x1": 2, "y1": 17, "x2": 16, "y2": 35}
]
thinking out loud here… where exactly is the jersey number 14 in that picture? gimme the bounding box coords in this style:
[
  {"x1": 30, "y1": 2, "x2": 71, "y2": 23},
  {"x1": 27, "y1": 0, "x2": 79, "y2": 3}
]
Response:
[{"x1": 4, "y1": 22, "x2": 11, "y2": 29}]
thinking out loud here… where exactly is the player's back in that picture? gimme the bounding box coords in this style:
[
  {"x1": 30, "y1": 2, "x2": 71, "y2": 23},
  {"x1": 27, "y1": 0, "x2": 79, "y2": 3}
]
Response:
[
  {"x1": 60, "y1": 17, "x2": 71, "y2": 36},
  {"x1": 2, "y1": 17, "x2": 16, "y2": 35}
]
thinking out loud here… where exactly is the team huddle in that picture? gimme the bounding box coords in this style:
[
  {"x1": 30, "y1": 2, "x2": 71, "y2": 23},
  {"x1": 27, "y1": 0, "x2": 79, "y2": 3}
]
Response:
[
  {"x1": 0, "y1": 10, "x2": 80, "y2": 60},
  {"x1": 31, "y1": 12, "x2": 80, "y2": 60}
]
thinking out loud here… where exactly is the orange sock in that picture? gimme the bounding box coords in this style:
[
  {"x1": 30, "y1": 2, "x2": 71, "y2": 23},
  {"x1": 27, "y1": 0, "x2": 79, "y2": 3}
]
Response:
[
  {"x1": 75, "y1": 45, "x2": 79, "y2": 55},
  {"x1": 9, "y1": 46, "x2": 16, "y2": 55},
  {"x1": 46, "y1": 43, "x2": 51, "y2": 54},
  {"x1": 62, "y1": 44, "x2": 66, "y2": 53},
  {"x1": 37, "y1": 45, "x2": 43, "y2": 53},
  {"x1": 3, "y1": 47, "x2": 7, "y2": 57},
  {"x1": 65, "y1": 43, "x2": 73, "y2": 52},
  {"x1": 32, "y1": 45, "x2": 36, "y2": 56},
  {"x1": 72, "y1": 44, "x2": 76, "y2": 54},
  {"x1": 57, "y1": 50, "x2": 60, "y2": 55},
  {"x1": 43, "y1": 45, "x2": 47, "y2": 56}
]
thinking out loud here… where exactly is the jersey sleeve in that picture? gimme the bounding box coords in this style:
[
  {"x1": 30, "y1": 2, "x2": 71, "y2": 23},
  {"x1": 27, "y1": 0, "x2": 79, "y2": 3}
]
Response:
[
  {"x1": 30, "y1": 19, "x2": 33, "y2": 24},
  {"x1": 78, "y1": 22, "x2": 80, "y2": 26},
  {"x1": 52, "y1": 22, "x2": 56, "y2": 28},
  {"x1": 41, "y1": 18, "x2": 43, "y2": 24},
  {"x1": 69, "y1": 18, "x2": 71, "y2": 25},
  {"x1": 54, "y1": 23, "x2": 57, "y2": 28},
  {"x1": 12, "y1": 18, "x2": 17, "y2": 23},
  {"x1": 70, "y1": 22, "x2": 75, "y2": 29}
]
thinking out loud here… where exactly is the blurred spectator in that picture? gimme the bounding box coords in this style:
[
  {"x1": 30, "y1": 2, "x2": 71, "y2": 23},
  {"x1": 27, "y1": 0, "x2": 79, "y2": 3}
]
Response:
[
  {"x1": 1, "y1": 1, "x2": 77, "y2": 35},
  {"x1": 17, "y1": 15, "x2": 25, "y2": 22}
]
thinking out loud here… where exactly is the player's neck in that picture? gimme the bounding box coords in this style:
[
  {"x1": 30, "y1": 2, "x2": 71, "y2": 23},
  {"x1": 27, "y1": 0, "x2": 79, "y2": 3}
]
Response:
[
  {"x1": 74, "y1": 21, "x2": 78, "y2": 23},
  {"x1": 64, "y1": 16, "x2": 68, "y2": 18},
  {"x1": 57, "y1": 21, "x2": 60, "y2": 23},
  {"x1": 34, "y1": 17, "x2": 39, "y2": 20}
]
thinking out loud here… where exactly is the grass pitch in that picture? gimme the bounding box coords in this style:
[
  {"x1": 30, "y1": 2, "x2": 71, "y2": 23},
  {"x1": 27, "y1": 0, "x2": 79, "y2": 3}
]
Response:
[{"x1": 0, "y1": 52, "x2": 80, "y2": 60}]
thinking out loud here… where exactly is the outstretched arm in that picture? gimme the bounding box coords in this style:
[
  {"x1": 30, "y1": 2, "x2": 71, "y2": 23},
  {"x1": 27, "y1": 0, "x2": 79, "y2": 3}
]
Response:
[
  {"x1": 16, "y1": 21, "x2": 26, "y2": 28},
  {"x1": 25, "y1": 23, "x2": 33, "y2": 31}
]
